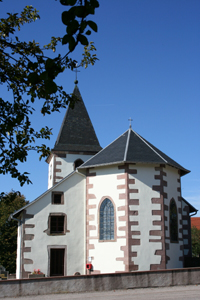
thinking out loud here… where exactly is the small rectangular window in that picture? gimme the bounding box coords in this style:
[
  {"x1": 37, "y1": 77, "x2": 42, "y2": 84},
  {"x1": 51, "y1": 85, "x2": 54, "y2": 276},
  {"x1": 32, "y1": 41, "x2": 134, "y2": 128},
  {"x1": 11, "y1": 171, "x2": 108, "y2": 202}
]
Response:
[{"x1": 52, "y1": 192, "x2": 64, "y2": 205}]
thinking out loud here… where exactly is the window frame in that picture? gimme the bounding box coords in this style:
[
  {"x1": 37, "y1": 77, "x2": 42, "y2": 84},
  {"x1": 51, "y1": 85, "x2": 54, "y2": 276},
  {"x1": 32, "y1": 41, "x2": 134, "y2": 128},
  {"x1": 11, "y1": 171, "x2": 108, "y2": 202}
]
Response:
[
  {"x1": 44, "y1": 213, "x2": 69, "y2": 236},
  {"x1": 98, "y1": 197, "x2": 116, "y2": 242},
  {"x1": 51, "y1": 192, "x2": 64, "y2": 205},
  {"x1": 47, "y1": 245, "x2": 67, "y2": 277}
]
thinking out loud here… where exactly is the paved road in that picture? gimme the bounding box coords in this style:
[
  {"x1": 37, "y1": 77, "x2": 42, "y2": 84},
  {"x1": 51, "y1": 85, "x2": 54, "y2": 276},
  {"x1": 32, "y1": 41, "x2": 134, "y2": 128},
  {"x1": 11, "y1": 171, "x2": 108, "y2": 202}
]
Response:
[{"x1": 3, "y1": 285, "x2": 200, "y2": 300}]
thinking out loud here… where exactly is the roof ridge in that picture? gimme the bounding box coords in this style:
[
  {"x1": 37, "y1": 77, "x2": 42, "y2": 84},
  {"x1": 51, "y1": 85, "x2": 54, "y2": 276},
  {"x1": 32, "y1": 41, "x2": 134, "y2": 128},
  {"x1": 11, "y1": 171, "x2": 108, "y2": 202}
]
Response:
[
  {"x1": 79, "y1": 128, "x2": 189, "y2": 176},
  {"x1": 132, "y1": 130, "x2": 168, "y2": 164},
  {"x1": 80, "y1": 129, "x2": 128, "y2": 168},
  {"x1": 54, "y1": 106, "x2": 69, "y2": 147},
  {"x1": 53, "y1": 85, "x2": 81, "y2": 148},
  {"x1": 123, "y1": 127, "x2": 131, "y2": 161}
]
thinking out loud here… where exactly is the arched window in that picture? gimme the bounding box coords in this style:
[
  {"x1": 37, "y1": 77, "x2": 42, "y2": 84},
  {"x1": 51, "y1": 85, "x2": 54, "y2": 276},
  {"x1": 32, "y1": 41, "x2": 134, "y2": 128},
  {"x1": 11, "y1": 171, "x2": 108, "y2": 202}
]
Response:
[
  {"x1": 74, "y1": 159, "x2": 84, "y2": 170},
  {"x1": 170, "y1": 198, "x2": 178, "y2": 242},
  {"x1": 99, "y1": 198, "x2": 114, "y2": 241}
]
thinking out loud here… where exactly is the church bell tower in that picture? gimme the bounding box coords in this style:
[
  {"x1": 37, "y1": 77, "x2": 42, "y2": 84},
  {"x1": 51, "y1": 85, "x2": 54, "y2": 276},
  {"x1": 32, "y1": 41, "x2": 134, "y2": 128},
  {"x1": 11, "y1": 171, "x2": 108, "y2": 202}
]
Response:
[{"x1": 46, "y1": 84, "x2": 102, "y2": 188}]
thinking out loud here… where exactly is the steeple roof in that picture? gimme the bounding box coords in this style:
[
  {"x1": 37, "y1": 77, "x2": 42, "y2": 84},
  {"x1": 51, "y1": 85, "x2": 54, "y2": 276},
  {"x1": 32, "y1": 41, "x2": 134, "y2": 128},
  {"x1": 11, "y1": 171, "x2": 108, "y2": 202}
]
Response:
[
  {"x1": 79, "y1": 127, "x2": 190, "y2": 176},
  {"x1": 52, "y1": 85, "x2": 102, "y2": 153}
]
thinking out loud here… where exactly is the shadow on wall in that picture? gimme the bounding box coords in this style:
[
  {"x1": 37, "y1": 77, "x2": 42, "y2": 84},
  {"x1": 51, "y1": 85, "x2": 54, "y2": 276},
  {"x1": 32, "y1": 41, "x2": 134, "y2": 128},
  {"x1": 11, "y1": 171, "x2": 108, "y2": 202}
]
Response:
[{"x1": 184, "y1": 257, "x2": 200, "y2": 268}]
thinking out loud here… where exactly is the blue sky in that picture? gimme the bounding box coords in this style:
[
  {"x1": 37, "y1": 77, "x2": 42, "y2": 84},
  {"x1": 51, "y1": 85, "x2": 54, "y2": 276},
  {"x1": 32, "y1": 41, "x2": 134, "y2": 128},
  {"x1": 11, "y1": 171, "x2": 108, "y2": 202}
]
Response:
[{"x1": 1, "y1": 0, "x2": 200, "y2": 215}]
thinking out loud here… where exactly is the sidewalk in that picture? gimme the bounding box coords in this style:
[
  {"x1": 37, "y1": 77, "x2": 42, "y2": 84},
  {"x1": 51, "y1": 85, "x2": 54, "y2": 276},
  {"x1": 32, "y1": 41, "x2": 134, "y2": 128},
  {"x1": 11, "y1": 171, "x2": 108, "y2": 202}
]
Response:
[{"x1": 3, "y1": 285, "x2": 200, "y2": 300}]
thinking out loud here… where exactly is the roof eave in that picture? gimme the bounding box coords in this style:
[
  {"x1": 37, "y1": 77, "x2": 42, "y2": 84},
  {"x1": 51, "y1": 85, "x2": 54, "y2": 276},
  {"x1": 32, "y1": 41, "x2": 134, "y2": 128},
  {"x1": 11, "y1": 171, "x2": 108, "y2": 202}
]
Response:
[
  {"x1": 79, "y1": 161, "x2": 191, "y2": 174},
  {"x1": 182, "y1": 197, "x2": 198, "y2": 213},
  {"x1": 45, "y1": 152, "x2": 53, "y2": 164},
  {"x1": 179, "y1": 169, "x2": 190, "y2": 177},
  {"x1": 79, "y1": 161, "x2": 125, "y2": 169}
]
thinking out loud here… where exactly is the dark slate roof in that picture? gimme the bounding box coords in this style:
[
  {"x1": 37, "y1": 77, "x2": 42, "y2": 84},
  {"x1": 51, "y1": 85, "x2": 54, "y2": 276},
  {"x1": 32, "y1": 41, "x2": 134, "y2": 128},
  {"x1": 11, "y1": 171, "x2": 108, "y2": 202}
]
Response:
[
  {"x1": 52, "y1": 85, "x2": 102, "y2": 153},
  {"x1": 79, "y1": 127, "x2": 190, "y2": 176}
]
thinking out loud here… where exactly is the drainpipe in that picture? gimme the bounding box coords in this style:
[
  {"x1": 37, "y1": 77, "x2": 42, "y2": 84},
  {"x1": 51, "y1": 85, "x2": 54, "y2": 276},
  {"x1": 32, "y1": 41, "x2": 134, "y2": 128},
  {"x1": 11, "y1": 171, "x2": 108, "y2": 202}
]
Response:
[{"x1": 9, "y1": 214, "x2": 22, "y2": 279}]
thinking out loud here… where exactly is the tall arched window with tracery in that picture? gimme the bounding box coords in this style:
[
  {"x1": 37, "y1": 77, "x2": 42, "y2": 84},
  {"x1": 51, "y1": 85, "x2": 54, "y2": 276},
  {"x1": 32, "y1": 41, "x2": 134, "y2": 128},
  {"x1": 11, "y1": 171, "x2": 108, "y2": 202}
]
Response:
[
  {"x1": 170, "y1": 198, "x2": 178, "y2": 242},
  {"x1": 99, "y1": 198, "x2": 114, "y2": 241}
]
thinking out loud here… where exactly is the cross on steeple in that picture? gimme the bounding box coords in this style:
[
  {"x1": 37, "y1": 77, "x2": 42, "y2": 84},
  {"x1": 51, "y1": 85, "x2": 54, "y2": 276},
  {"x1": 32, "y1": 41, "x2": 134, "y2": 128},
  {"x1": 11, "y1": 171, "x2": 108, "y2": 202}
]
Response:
[
  {"x1": 128, "y1": 117, "x2": 133, "y2": 128},
  {"x1": 74, "y1": 65, "x2": 80, "y2": 84}
]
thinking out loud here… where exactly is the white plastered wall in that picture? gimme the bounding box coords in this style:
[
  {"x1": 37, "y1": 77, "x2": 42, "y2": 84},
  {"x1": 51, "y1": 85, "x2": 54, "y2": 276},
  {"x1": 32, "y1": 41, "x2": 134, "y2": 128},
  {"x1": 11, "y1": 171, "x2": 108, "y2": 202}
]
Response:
[
  {"x1": 87, "y1": 164, "x2": 165, "y2": 273},
  {"x1": 47, "y1": 155, "x2": 54, "y2": 189},
  {"x1": 54, "y1": 154, "x2": 93, "y2": 185},
  {"x1": 87, "y1": 166, "x2": 126, "y2": 273},
  {"x1": 128, "y1": 164, "x2": 162, "y2": 271},
  {"x1": 164, "y1": 165, "x2": 183, "y2": 269},
  {"x1": 22, "y1": 172, "x2": 85, "y2": 276}
]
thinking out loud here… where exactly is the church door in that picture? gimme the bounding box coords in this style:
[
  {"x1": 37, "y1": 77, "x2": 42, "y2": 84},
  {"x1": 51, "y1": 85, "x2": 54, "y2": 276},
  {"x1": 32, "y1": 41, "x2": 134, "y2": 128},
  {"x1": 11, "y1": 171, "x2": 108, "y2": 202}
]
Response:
[{"x1": 50, "y1": 248, "x2": 65, "y2": 276}]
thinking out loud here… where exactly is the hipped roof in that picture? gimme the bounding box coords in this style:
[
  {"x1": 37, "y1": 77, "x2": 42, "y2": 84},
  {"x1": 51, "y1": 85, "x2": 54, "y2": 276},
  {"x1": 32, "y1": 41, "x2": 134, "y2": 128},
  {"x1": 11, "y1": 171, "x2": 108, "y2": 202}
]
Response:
[{"x1": 79, "y1": 127, "x2": 190, "y2": 176}]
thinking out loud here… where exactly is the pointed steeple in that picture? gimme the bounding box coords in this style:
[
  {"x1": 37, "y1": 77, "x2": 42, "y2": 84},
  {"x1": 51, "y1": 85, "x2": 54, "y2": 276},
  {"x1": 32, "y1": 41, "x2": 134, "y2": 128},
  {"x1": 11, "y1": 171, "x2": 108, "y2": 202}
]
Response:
[{"x1": 52, "y1": 85, "x2": 102, "y2": 153}]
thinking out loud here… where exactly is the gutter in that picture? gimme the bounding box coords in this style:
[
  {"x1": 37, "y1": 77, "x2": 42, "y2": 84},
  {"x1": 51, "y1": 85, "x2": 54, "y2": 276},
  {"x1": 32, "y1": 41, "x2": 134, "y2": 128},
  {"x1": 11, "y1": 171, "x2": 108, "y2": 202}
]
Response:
[
  {"x1": 9, "y1": 214, "x2": 21, "y2": 223},
  {"x1": 190, "y1": 211, "x2": 198, "y2": 217}
]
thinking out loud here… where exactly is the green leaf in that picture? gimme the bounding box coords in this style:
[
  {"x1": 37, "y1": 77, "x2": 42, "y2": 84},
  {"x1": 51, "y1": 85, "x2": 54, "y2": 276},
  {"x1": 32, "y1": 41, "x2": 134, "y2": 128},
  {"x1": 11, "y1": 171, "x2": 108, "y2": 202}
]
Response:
[
  {"x1": 80, "y1": 20, "x2": 87, "y2": 33},
  {"x1": 45, "y1": 58, "x2": 55, "y2": 71},
  {"x1": 78, "y1": 34, "x2": 88, "y2": 46},
  {"x1": 87, "y1": 20, "x2": 98, "y2": 32},
  {"x1": 28, "y1": 62, "x2": 38, "y2": 70},
  {"x1": 68, "y1": 36, "x2": 76, "y2": 51},
  {"x1": 44, "y1": 80, "x2": 58, "y2": 94},
  {"x1": 60, "y1": 0, "x2": 77, "y2": 6},
  {"x1": 67, "y1": 19, "x2": 79, "y2": 35},
  {"x1": 40, "y1": 71, "x2": 49, "y2": 81},
  {"x1": 62, "y1": 34, "x2": 76, "y2": 51},
  {"x1": 85, "y1": 30, "x2": 91, "y2": 36},
  {"x1": 62, "y1": 11, "x2": 71, "y2": 26},
  {"x1": 90, "y1": 0, "x2": 100, "y2": 8},
  {"x1": 62, "y1": 34, "x2": 70, "y2": 45},
  {"x1": 28, "y1": 72, "x2": 40, "y2": 84},
  {"x1": 88, "y1": 7, "x2": 95, "y2": 15},
  {"x1": 75, "y1": 6, "x2": 85, "y2": 18}
]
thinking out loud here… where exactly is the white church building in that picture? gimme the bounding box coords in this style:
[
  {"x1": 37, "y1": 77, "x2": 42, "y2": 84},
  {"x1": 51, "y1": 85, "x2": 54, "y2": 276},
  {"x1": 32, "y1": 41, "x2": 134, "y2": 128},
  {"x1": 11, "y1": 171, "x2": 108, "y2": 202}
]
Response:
[{"x1": 11, "y1": 85, "x2": 197, "y2": 279}]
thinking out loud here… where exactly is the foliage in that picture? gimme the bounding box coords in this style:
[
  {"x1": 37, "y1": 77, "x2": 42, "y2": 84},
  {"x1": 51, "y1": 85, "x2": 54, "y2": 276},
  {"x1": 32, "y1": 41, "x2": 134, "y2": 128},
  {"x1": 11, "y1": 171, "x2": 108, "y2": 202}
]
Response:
[
  {"x1": 0, "y1": 1, "x2": 99, "y2": 186},
  {"x1": 61, "y1": 0, "x2": 99, "y2": 50},
  {"x1": 0, "y1": 191, "x2": 28, "y2": 273},
  {"x1": 191, "y1": 226, "x2": 200, "y2": 257}
]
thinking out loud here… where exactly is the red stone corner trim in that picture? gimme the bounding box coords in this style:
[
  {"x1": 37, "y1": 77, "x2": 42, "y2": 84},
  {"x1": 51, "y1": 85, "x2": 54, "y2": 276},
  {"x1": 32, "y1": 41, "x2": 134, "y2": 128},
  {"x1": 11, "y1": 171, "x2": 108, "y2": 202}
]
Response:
[
  {"x1": 22, "y1": 210, "x2": 34, "y2": 279},
  {"x1": 116, "y1": 164, "x2": 139, "y2": 272},
  {"x1": 86, "y1": 170, "x2": 97, "y2": 274},
  {"x1": 150, "y1": 164, "x2": 167, "y2": 270}
]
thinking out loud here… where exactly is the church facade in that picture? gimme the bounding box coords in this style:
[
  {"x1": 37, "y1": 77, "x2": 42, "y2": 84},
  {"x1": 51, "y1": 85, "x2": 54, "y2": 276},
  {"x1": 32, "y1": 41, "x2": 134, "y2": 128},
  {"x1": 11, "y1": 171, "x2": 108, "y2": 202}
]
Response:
[{"x1": 11, "y1": 85, "x2": 197, "y2": 279}]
